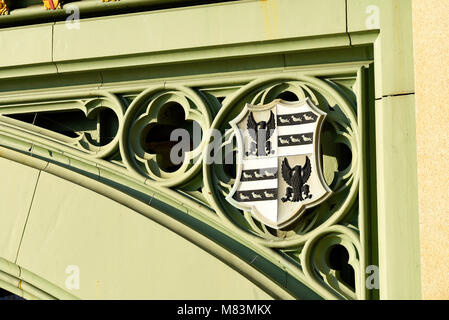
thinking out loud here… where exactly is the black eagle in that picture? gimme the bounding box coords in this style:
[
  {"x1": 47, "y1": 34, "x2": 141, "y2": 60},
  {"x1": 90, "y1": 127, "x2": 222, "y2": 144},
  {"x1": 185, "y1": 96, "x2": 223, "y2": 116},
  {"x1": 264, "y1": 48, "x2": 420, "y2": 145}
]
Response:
[
  {"x1": 247, "y1": 110, "x2": 276, "y2": 156},
  {"x1": 281, "y1": 156, "x2": 313, "y2": 202}
]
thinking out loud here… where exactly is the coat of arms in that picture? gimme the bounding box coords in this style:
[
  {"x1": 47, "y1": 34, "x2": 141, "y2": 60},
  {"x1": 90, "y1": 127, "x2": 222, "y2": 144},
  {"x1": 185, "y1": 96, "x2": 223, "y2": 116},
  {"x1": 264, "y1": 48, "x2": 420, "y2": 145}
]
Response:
[{"x1": 226, "y1": 98, "x2": 331, "y2": 229}]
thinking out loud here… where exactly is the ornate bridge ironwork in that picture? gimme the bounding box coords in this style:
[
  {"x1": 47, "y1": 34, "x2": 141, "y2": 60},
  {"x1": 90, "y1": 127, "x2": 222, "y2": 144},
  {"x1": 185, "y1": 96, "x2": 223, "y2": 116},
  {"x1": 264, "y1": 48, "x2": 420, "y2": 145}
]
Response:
[{"x1": 0, "y1": 66, "x2": 374, "y2": 300}]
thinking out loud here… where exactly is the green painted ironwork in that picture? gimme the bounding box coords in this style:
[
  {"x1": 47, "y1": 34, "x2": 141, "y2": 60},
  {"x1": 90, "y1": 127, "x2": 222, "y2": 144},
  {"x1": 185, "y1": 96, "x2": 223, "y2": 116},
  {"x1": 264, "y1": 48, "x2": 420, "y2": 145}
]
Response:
[
  {"x1": 0, "y1": 0, "x2": 420, "y2": 300},
  {"x1": 0, "y1": 64, "x2": 374, "y2": 300}
]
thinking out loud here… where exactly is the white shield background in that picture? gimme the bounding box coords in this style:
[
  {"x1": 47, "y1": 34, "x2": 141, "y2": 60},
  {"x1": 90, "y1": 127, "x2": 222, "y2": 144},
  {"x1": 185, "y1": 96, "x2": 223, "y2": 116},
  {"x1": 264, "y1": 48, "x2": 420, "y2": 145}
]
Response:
[{"x1": 226, "y1": 98, "x2": 332, "y2": 229}]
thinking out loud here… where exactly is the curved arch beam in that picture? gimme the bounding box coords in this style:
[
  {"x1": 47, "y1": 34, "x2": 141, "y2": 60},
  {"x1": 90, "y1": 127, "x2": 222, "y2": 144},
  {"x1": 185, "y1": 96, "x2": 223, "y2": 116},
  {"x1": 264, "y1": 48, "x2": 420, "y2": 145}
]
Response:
[{"x1": 0, "y1": 145, "x2": 322, "y2": 300}]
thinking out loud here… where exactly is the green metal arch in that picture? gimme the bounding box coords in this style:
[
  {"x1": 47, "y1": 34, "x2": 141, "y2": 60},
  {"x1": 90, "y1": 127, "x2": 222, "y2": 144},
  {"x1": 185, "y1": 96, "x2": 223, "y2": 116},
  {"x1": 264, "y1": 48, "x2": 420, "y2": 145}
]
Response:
[{"x1": 0, "y1": 146, "x2": 322, "y2": 300}]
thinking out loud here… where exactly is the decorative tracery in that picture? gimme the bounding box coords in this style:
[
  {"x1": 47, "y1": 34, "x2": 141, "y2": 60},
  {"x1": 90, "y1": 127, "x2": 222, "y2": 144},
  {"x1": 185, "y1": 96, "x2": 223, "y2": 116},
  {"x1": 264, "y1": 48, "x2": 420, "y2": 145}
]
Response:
[{"x1": 0, "y1": 70, "x2": 372, "y2": 300}]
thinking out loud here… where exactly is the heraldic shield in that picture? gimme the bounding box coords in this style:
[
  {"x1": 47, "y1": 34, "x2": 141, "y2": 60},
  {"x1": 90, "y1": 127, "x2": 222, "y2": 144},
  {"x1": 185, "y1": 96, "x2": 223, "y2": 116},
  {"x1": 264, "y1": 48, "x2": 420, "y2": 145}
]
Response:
[{"x1": 226, "y1": 98, "x2": 332, "y2": 229}]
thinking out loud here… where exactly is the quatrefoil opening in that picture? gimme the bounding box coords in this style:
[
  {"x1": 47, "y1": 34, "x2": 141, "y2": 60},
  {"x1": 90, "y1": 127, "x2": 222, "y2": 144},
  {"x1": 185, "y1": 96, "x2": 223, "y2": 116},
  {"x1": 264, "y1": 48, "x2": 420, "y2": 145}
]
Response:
[
  {"x1": 120, "y1": 85, "x2": 211, "y2": 187},
  {"x1": 143, "y1": 102, "x2": 200, "y2": 173}
]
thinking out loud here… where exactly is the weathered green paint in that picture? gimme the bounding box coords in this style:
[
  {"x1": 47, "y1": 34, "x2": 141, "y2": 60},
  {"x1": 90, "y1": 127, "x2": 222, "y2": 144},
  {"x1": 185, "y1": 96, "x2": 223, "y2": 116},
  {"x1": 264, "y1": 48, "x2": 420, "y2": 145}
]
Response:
[
  {"x1": 14, "y1": 168, "x2": 273, "y2": 299},
  {"x1": 348, "y1": 0, "x2": 421, "y2": 299},
  {"x1": 0, "y1": 158, "x2": 39, "y2": 262},
  {"x1": 374, "y1": 95, "x2": 421, "y2": 299},
  {"x1": 348, "y1": 0, "x2": 415, "y2": 97},
  {"x1": 0, "y1": 0, "x2": 420, "y2": 300}
]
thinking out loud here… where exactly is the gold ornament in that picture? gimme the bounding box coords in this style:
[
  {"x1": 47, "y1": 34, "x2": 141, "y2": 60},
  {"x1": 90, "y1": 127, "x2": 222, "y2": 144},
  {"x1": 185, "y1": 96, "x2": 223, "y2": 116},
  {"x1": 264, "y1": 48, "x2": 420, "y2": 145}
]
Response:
[
  {"x1": 0, "y1": 0, "x2": 10, "y2": 16},
  {"x1": 42, "y1": 0, "x2": 62, "y2": 10}
]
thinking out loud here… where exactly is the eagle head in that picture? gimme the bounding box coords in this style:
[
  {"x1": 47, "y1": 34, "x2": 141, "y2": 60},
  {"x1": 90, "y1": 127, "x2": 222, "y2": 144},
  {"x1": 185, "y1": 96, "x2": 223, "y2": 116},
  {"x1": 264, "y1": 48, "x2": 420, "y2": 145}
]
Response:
[
  {"x1": 257, "y1": 121, "x2": 267, "y2": 130},
  {"x1": 292, "y1": 165, "x2": 301, "y2": 175}
]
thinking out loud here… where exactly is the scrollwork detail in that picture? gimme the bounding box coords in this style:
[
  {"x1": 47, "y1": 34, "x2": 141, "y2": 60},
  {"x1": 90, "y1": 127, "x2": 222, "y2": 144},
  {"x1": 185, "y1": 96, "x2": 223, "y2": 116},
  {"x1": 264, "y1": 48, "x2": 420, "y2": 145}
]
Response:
[
  {"x1": 74, "y1": 94, "x2": 125, "y2": 159},
  {"x1": 301, "y1": 225, "x2": 363, "y2": 299},
  {"x1": 0, "y1": 91, "x2": 125, "y2": 160}
]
